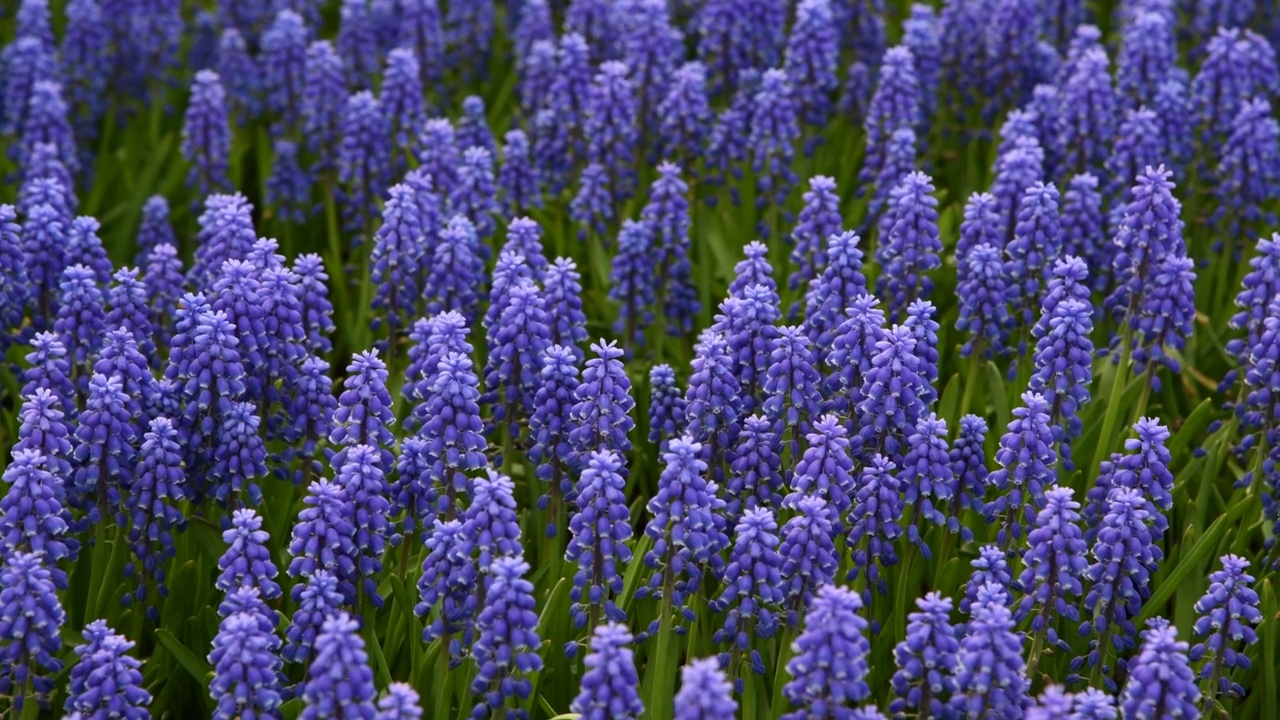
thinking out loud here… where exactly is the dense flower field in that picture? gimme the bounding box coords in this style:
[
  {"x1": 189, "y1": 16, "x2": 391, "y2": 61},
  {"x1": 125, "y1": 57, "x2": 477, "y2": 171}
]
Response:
[{"x1": 0, "y1": 0, "x2": 1277, "y2": 717}]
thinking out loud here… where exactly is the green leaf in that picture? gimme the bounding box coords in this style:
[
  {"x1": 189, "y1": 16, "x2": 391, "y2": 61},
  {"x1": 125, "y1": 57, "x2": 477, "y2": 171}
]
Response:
[
  {"x1": 1137, "y1": 498, "x2": 1248, "y2": 623},
  {"x1": 155, "y1": 629, "x2": 212, "y2": 684}
]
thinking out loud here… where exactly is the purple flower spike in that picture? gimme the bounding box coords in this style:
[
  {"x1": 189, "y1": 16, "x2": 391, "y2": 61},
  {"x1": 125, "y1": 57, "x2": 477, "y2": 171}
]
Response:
[
  {"x1": 498, "y1": 130, "x2": 541, "y2": 216},
  {"x1": 484, "y1": 277, "x2": 551, "y2": 439},
  {"x1": 1117, "y1": 11, "x2": 1174, "y2": 108},
  {"x1": 125, "y1": 417, "x2": 185, "y2": 609},
  {"x1": 451, "y1": 145, "x2": 499, "y2": 240},
  {"x1": 471, "y1": 555, "x2": 542, "y2": 715},
  {"x1": 748, "y1": 69, "x2": 801, "y2": 217},
  {"x1": 853, "y1": 323, "x2": 927, "y2": 464},
  {"x1": 567, "y1": 450, "x2": 633, "y2": 629},
  {"x1": 778, "y1": 494, "x2": 837, "y2": 626},
  {"x1": 1017, "y1": 486, "x2": 1087, "y2": 648},
  {"x1": 294, "y1": 254, "x2": 335, "y2": 356},
  {"x1": 1106, "y1": 166, "x2": 1184, "y2": 324},
  {"x1": 377, "y1": 683, "x2": 423, "y2": 720},
  {"x1": 640, "y1": 435, "x2": 729, "y2": 621},
  {"x1": 861, "y1": 47, "x2": 920, "y2": 193},
  {"x1": 660, "y1": 62, "x2": 713, "y2": 167},
  {"x1": 1078, "y1": 488, "x2": 1161, "y2": 689},
  {"x1": 1005, "y1": 182, "x2": 1063, "y2": 328},
  {"x1": 683, "y1": 330, "x2": 743, "y2": 479},
  {"x1": 381, "y1": 48, "x2": 426, "y2": 154},
  {"x1": 181, "y1": 70, "x2": 232, "y2": 197},
  {"x1": 209, "y1": 610, "x2": 283, "y2": 720},
  {"x1": 338, "y1": 90, "x2": 393, "y2": 232},
  {"x1": 371, "y1": 184, "x2": 425, "y2": 341},
  {"x1": 303, "y1": 40, "x2": 348, "y2": 170},
  {"x1": 261, "y1": 10, "x2": 310, "y2": 126},
  {"x1": 963, "y1": 545, "x2": 1012, "y2": 615},
  {"x1": 572, "y1": 623, "x2": 644, "y2": 720},
  {"x1": 287, "y1": 479, "x2": 358, "y2": 604},
  {"x1": 0, "y1": 551, "x2": 65, "y2": 710},
  {"x1": 189, "y1": 193, "x2": 257, "y2": 290},
  {"x1": 585, "y1": 61, "x2": 640, "y2": 208},
  {"x1": 1191, "y1": 555, "x2": 1262, "y2": 699},
  {"x1": 217, "y1": 508, "x2": 281, "y2": 600},
  {"x1": 19, "y1": 80, "x2": 77, "y2": 181},
  {"x1": 400, "y1": 0, "x2": 444, "y2": 93},
  {"x1": 53, "y1": 264, "x2": 105, "y2": 388},
  {"x1": 72, "y1": 373, "x2": 137, "y2": 525},
  {"x1": 726, "y1": 414, "x2": 783, "y2": 514},
  {"x1": 336, "y1": 445, "x2": 392, "y2": 606},
  {"x1": 0, "y1": 449, "x2": 76, "y2": 589},
  {"x1": 1120, "y1": 620, "x2": 1200, "y2": 720},
  {"x1": 570, "y1": 340, "x2": 636, "y2": 459},
  {"x1": 675, "y1": 657, "x2": 737, "y2": 720},
  {"x1": 300, "y1": 613, "x2": 377, "y2": 720},
  {"x1": 1192, "y1": 28, "x2": 1278, "y2": 144},
  {"x1": 891, "y1": 593, "x2": 959, "y2": 718},
  {"x1": 1, "y1": 37, "x2": 56, "y2": 136},
  {"x1": 711, "y1": 507, "x2": 783, "y2": 674},
  {"x1": 987, "y1": 391, "x2": 1057, "y2": 544},
  {"x1": 329, "y1": 349, "x2": 396, "y2": 470},
  {"x1": 14, "y1": 389, "x2": 73, "y2": 479},
  {"x1": 416, "y1": 518, "x2": 478, "y2": 655},
  {"x1": 531, "y1": 345, "x2": 581, "y2": 531},
  {"x1": 783, "y1": 585, "x2": 870, "y2": 719},
  {"x1": 65, "y1": 621, "x2": 150, "y2": 720},
  {"x1": 876, "y1": 171, "x2": 941, "y2": 319},
  {"x1": 950, "y1": 595, "x2": 1028, "y2": 719},
  {"x1": 1216, "y1": 97, "x2": 1280, "y2": 236},
  {"x1": 846, "y1": 454, "x2": 903, "y2": 609},
  {"x1": 956, "y1": 243, "x2": 1011, "y2": 358},
  {"x1": 789, "y1": 176, "x2": 842, "y2": 302},
  {"x1": 419, "y1": 350, "x2": 486, "y2": 519},
  {"x1": 1029, "y1": 295, "x2": 1093, "y2": 469},
  {"x1": 284, "y1": 569, "x2": 344, "y2": 666},
  {"x1": 785, "y1": 0, "x2": 839, "y2": 129}
]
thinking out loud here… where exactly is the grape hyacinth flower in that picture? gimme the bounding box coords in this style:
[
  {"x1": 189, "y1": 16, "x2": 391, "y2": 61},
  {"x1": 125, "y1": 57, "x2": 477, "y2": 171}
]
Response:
[
  {"x1": 860, "y1": 47, "x2": 920, "y2": 193},
  {"x1": 1006, "y1": 182, "x2": 1063, "y2": 328},
  {"x1": 1018, "y1": 486, "x2": 1088, "y2": 652},
  {"x1": 337, "y1": 0, "x2": 379, "y2": 86},
  {"x1": 189, "y1": 193, "x2": 256, "y2": 291},
  {"x1": 1120, "y1": 620, "x2": 1200, "y2": 720},
  {"x1": 60, "y1": 0, "x2": 108, "y2": 141},
  {"x1": 1192, "y1": 28, "x2": 1279, "y2": 144},
  {"x1": 529, "y1": 345, "x2": 580, "y2": 532},
  {"x1": 710, "y1": 508, "x2": 783, "y2": 676},
  {"x1": 208, "y1": 610, "x2": 284, "y2": 720},
  {"x1": 570, "y1": 340, "x2": 636, "y2": 459},
  {"x1": 987, "y1": 392, "x2": 1057, "y2": 544},
  {"x1": 1117, "y1": 11, "x2": 1175, "y2": 109},
  {"x1": 1106, "y1": 108, "x2": 1164, "y2": 215},
  {"x1": 335, "y1": 445, "x2": 391, "y2": 606},
  {"x1": 18, "y1": 81, "x2": 77, "y2": 180},
  {"x1": 726, "y1": 415, "x2": 783, "y2": 513},
  {"x1": 962, "y1": 545, "x2": 1013, "y2": 615},
  {"x1": 683, "y1": 329, "x2": 743, "y2": 479},
  {"x1": 302, "y1": 40, "x2": 348, "y2": 169},
  {"x1": 13, "y1": 389, "x2": 73, "y2": 479},
  {"x1": 1029, "y1": 297, "x2": 1094, "y2": 469},
  {"x1": 777, "y1": 494, "x2": 838, "y2": 625},
  {"x1": 452, "y1": 146, "x2": 499, "y2": 240},
  {"x1": 0, "y1": 205, "x2": 28, "y2": 340},
  {"x1": 1131, "y1": 253, "x2": 1196, "y2": 386},
  {"x1": 784, "y1": 0, "x2": 839, "y2": 130},
  {"x1": 380, "y1": 48, "x2": 425, "y2": 155},
  {"x1": 181, "y1": 70, "x2": 232, "y2": 197},
  {"x1": 216, "y1": 508, "x2": 281, "y2": 600},
  {"x1": 639, "y1": 436, "x2": 728, "y2": 622},
  {"x1": 0, "y1": 450, "x2": 76, "y2": 588},
  {"x1": 72, "y1": 374, "x2": 137, "y2": 524},
  {"x1": 217, "y1": 29, "x2": 260, "y2": 124},
  {"x1": 287, "y1": 479, "x2": 358, "y2": 604},
  {"x1": 300, "y1": 613, "x2": 377, "y2": 720},
  {"x1": 846, "y1": 454, "x2": 903, "y2": 610},
  {"x1": 498, "y1": 129, "x2": 541, "y2": 216},
  {"x1": 21, "y1": 333, "x2": 75, "y2": 419},
  {"x1": 377, "y1": 684, "x2": 423, "y2": 720},
  {"x1": 144, "y1": 244, "x2": 184, "y2": 347},
  {"x1": 0, "y1": 551, "x2": 65, "y2": 710},
  {"x1": 1059, "y1": 175, "x2": 1105, "y2": 289},
  {"x1": 426, "y1": 215, "x2": 484, "y2": 323},
  {"x1": 642, "y1": 163, "x2": 699, "y2": 335},
  {"x1": 955, "y1": 243, "x2": 1011, "y2": 358},
  {"x1": 749, "y1": 70, "x2": 802, "y2": 224},
  {"x1": 370, "y1": 184, "x2": 425, "y2": 345},
  {"x1": 648, "y1": 364, "x2": 686, "y2": 450},
  {"x1": 266, "y1": 138, "x2": 312, "y2": 222},
  {"x1": 400, "y1": 0, "x2": 445, "y2": 93},
  {"x1": 950, "y1": 592, "x2": 1029, "y2": 718},
  {"x1": 106, "y1": 268, "x2": 156, "y2": 359},
  {"x1": 64, "y1": 621, "x2": 150, "y2": 720},
  {"x1": 470, "y1": 556, "x2": 542, "y2": 717},
  {"x1": 990, "y1": 137, "x2": 1044, "y2": 245},
  {"x1": 1, "y1": 37, "x2": 56, "y2": 136},
  {"x1": 53, "y1": 264, "x2": 105, "y2": 390},
  {"x1": 789, "y1": 175, "x2": 841, "y2": 301},
  {"x1": 284, "y1": 570, "x2": 344, "y2": 666},
  {"x1": 584, "y1": 61, "x2": 640, "y2": 209},
  {"x1": 1106, "y1": 166, "x2": 1184, "y2": 324},
  {"x1": 876, "y1": 172, "x2": 941, "y2": 319},
  {"x1": 545, "y1": 258, "x2": 588, "y2": 356},
  {"x1": 660, "y1": 62, "x2": 714, "y2": 168},
  {"x1": 982, "y1": 0, "x2": 1040, "y2": 113},
  {"x1": 338, "y1": 91, "x2": 393, "y2": 233},
  {"x1": 21, "y1": 202, "x2": 68, "y2": 326},
  {"x1": 261, "y1": 9, "x2": 310, "y2": 126},
  {"x1": 329, "y1": 349, "x2": 396, "y2": 470},
  {"x1": 890, "y1": 593, "x2": 959, "y2": 718},
  {"x1": 1216, "y1": 97, "x2": 1280, "y2": 237},
  {"x1": 64, "y1": 216, "x2": 111, "y2": 289},
  {"x1": 566, "y1": 450, "x2": 633, "y2": 630},
  {"x1": 1191, "y1": 555, "x2": 1262, "y2": 699},
  {"x1": 764, "y1": 327, "x2": 823, "y2": 455},
  {"x1": 125, "y1": 417, "x2": 185, "y2": 608},
  {"x1": 286, "y1": 354, "x2": 335, "y2": 488},
  {"x1": 674, "y1": 657, "x2": 737, "y2": 720},
  {"x1": 416, "y1": 518, "x2": 478, "y2": 655},
  {"x1": 853, "y1": 323, "x2": 927, "y2": 463},
  {"x1": 782, "y1": 584, "x2": 871, "y2": 719},
  {"x1": 902, "y1": 3, "x2": 940, "y2": 116},
  {"x1": 209, "y1": 401, "x2": 267, "y2": 507},
  {"x1": 571, "y1": 623, "x2": 644, "y2": 720},
  {"x1": 484, "y1": 278, "x2": 551, "y2": 439},
  {"x1": 445, "y1": 0, "x2": 494, "y2": 81},
  {"x1": 418, "y1": 351, "x2": 486, "y2": 518},
  {"x1": 1078, "y1": 488, "x2": 1162, "y2": 688},
  {"x1": 899, "y1": 413, "x2": 953, "y2": 552}
]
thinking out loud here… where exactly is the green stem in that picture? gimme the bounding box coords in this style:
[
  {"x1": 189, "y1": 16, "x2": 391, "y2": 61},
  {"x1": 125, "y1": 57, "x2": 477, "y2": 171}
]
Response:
[
  {"x1": 1089, "y1": 328, "x2": 1132, "y2": 484},
  {"x1": 956, "y1": 346, "x2": 983, "y2": 425}
]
